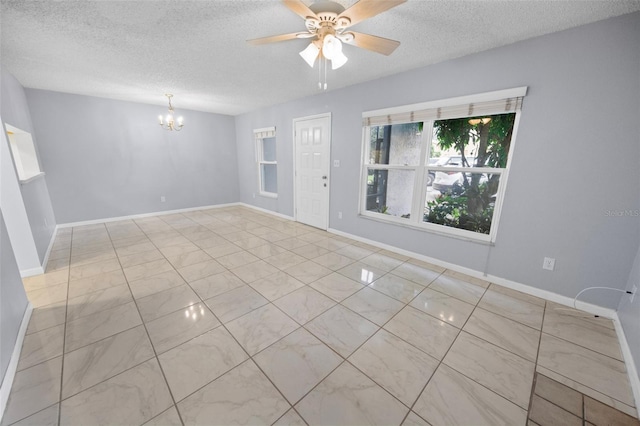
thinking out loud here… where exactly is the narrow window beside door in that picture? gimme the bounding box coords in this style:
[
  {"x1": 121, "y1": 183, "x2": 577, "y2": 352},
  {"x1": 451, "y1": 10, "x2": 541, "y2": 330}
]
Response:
[{"x1": 255, "y1": 127, "x2": 277, "y2": 198}]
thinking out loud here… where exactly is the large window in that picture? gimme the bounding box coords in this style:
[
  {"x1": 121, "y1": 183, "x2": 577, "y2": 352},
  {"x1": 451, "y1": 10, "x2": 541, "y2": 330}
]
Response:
[
  {"x1": 254, "y1": 127, "x2": 277, "y2": 198},
  {"x1": 360, "y1": 88, "x2": 526, "y2": 242}
]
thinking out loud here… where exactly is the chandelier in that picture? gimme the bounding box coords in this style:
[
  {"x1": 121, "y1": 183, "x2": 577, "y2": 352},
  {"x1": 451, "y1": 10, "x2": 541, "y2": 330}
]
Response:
[{"x1": 158, "y1": 94, "x2": 184, "y2": 131}]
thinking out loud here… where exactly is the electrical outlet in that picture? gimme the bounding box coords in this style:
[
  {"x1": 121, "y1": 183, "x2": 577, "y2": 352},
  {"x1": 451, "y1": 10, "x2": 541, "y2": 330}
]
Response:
[
  {"x1": 631, "y1": 285, "x2": 638, "y2": 303},
  {"x1": 252, "y1": 193, "x2": 256, "y2": 199},
  {"x1": 160, "y1": 196, "x2": 166, "y2": 202},
  {"x1": 542, "y1": 257, "x2": 555, "y2": 271},
  {"x1": 338, "y1": 211, "x2": 342, "y2": 219},
  {"x1": 334, "y1": 160, "x2": 340, "y2": 167}
]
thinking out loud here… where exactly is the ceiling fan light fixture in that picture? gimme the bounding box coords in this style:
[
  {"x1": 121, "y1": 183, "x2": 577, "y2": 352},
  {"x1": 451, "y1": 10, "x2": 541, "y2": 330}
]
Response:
[
  {"x1": 322, "y1": 34, "x2": 342, "y2": 60},
  {"x1": 299, "y1": 42, "x2": 320, "y2": 67},
  {"x1": 330, "y1": 49, "x2": 348, "y2": 69},
  {"x1": 248, "y1": 0, "x2": 406, "y2": 88}
]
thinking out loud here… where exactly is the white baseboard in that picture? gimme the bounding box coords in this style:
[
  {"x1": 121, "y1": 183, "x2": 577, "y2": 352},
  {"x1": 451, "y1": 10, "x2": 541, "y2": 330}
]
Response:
[
  {"x1": 19, "y1": 266, "x2": 44, "y2": 278},
  {"x1": 238, "y1": 203, "x2": 295, "y2": 221},
  {"x1": 612, "y1": 314, "x2": 640, "y2": 417},
  {"x1": 56, "y1": 202, "x2": 296, "y2": 229},
  {"x1": 0, "y1": 302, "x2": 33, "y2": 422},
  {"x1": 57, "y1": 203, "x2": 241, "y2": 228},
  {"x1": 40, "y1": 225, "x2": 58, "y2": 274},
  {"x1": 327, "y1": 227, "x2": 616, "y2": 319},
  {"x1": 485, "y1": 273, "x2": 616, "y2": 319}
]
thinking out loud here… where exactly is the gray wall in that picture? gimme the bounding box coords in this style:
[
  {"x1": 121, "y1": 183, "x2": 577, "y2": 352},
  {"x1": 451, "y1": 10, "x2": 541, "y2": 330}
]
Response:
[
  {"x1": 1, "y1": 68, "x2": 56, "y2": 263},
  {"x1": 235, "y1": 12, "x2": 640, "y2": 309},
  {"x1": 25, "y1": 91, "x2": 239, "y2": 223},
  {"x1": 235, "y1": 108, "x2": 297, "y2": 216},
  {"x1": 0, "y1": 211, "x2": 29, "y2": 383}
]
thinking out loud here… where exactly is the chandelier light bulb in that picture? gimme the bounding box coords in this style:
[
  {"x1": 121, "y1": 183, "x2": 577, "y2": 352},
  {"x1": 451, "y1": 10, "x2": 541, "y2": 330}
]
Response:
[{"x1": 159, "y1": 94, "x2": 184, "y2": 131}]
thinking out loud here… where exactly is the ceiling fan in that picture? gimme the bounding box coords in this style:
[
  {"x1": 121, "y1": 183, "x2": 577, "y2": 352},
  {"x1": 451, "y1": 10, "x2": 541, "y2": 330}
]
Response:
[{"x1": 248, "y1": 0, "x2": 406, "y2": 74}]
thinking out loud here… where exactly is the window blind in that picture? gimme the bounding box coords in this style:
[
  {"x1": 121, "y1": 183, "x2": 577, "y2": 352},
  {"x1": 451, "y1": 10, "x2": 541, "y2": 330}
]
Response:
[
  {"x1": 254, "y1": 127, "x2": 276, "y2": 139},
  {"x1": 362, "y1": 87, "x2": 526, "y2": 127}
]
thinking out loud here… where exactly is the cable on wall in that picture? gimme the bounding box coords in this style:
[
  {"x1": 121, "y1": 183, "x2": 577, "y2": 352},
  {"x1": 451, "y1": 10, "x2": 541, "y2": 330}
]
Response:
[{"x1": 572, "y1": 286, "x2": 634, "y2": 315}]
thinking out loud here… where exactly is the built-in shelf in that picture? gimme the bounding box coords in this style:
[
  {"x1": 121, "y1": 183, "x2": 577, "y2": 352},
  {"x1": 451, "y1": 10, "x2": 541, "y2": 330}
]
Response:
[{"x1": 19, "y1": 172, "x2": 45, "y2": 185}]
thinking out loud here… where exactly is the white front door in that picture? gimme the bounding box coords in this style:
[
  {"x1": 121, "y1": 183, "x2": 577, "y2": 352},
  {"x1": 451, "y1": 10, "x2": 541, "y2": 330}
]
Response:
[{"x1": 294, "y1": 114, "x2": 331, "y2": 230}]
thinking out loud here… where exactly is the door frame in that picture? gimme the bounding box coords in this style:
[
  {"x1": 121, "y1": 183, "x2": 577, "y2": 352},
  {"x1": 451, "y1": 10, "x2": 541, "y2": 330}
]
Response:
[{"x1": 292, "y1": 112, "x2": 332, "y2": 230}]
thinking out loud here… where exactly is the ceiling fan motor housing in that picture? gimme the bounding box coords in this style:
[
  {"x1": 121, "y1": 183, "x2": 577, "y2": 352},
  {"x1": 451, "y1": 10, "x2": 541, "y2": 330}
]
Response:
[
  {"x1": 247, "y1": 0, "x2": 404, "y2": 57},
  {"x1": 307, "y1": 1, "x2": 351, "y2": 31}
]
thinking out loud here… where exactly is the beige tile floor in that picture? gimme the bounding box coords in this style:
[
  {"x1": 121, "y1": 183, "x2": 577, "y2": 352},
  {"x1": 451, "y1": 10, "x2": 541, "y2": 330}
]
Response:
[
  {"x1": 3, "y1": 206, "x2": 638, "y2": 425},
  {"x1": 529, "y1": 372, "x2": 640, "y2": 426}
]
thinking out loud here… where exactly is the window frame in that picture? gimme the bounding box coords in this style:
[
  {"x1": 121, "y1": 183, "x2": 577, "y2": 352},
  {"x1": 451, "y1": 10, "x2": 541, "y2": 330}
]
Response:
[
  {"x1": 358, "y1": 87, "x2": 526, "y2": 243},
  {"x1": 254, "y1": 127, "x2": 278, "y2": 198}
]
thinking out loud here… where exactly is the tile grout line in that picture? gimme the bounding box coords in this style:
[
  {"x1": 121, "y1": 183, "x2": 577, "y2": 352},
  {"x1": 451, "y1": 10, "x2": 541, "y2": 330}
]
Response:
[
  {"x1": 159, "y1": 233, "x2": 479, "y2": 424},
  {"x1": 41, "y1": 228, "x2": 164, "y2": 410},
  {"x1": 293, "y1": 265, "x2": 452, "y2": 424},
  {"x1": 400, "y1": 275, "x2": 489, "y2": 425},
  {"x1": 112, "y1": 216, "x2": 190, "y2": 426},
  {"x1": 153, "y1": 212, "x2": 305, "y2": 423},
  {"x1": 139, "y1": 211, "x2": 306, "y2": 421},
  {"x1": 149, "y1": 213, "x2": 360, "y2": 422},
  {"x1": 55, "y1": 224, "x2": 75, "y2": 426},
  {"x1": 534, "y1": 366, "x2": 637, "y2": 413},
  {"x1": 538, "y1": 330, "x2": 628, "y2": 364},
  {"x1": 527, "y1": 299, "x2": 548, "y2": 422}
]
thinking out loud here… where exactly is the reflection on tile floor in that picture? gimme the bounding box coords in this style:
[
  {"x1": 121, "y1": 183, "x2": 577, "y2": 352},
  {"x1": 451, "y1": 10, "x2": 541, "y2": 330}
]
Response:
[{"x1": 4, "y1": 206, "x2": 638, "y2": 425}]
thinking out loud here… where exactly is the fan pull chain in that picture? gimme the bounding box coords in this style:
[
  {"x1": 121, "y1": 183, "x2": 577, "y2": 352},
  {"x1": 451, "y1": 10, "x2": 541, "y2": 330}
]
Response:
[
  {"x1": 317, "y1": 57, "x2": 328, "y2": 91},
  {"x1": 324, "y1": 57, "x2": 328, "y2": 90}
]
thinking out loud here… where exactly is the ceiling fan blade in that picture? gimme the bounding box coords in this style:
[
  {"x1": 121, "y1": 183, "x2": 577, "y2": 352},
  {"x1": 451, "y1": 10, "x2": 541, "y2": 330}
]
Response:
[
  {"x1": 338, "y1": 0, "x2": 406, "y2": 28},
  {"x1": 282, "y1": 0, "x2": 319, "y2": 20},
  {"x1": 342, "y1": 32, "x2": 401, "y2": 55},
  {"x1": 247, "y1": 32, "x2": 311, "y2": 45}
]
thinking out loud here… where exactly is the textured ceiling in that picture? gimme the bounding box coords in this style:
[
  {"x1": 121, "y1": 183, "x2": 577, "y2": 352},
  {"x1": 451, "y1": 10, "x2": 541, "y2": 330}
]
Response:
[{"x1": 1, "y1": 0, "x2": 639, "y2": 115}]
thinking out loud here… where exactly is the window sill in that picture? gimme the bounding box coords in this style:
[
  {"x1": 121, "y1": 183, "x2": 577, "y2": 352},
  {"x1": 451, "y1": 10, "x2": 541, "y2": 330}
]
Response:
[
  {"x1": 19, "y1": 172, "x2": 45, "y2": 185},
  {"x1": 358, "y1": 212, "x2": 495, "y2": 246},
  {"x1": 259, "y1": 192, "x2": 278, "y2": 199}
]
